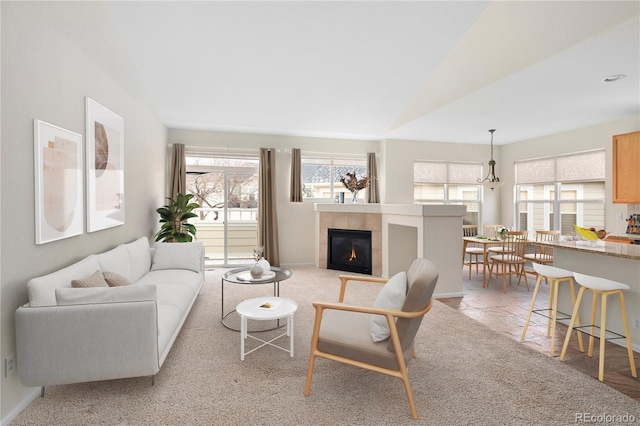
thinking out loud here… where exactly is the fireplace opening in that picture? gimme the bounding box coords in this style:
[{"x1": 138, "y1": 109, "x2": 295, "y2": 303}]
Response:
[{"x1": 327, "y1": 228, "x2": 372, "y2": 275}]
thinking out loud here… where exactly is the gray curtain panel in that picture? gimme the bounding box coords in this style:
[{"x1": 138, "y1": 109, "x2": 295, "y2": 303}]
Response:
[
  {"x1": 169, "y1": 143, "x2": 186, "y2": 199},
  {"x1": 258, "y1": 148, "x2": 281, "y2": 266},
  {"x1": 366, "y1": 152, "x2": 380, "y2": 203},
  {"x1": 290, "y1": 148, "x2": 303, "y2": 202}
]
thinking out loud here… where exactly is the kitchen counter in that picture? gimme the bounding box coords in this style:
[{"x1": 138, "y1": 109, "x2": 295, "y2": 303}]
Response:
[
  {"x1": 537, "y1": 239, "x2": 640, "y2": 352},
  {"x1": 535, "y1": 239, "x2": 640, "y2": 260}
]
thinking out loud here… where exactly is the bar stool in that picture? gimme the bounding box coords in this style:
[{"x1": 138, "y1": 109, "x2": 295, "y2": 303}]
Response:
[
  {"x1": 559, "y1": 272, "x2": 637, "y2": 382},
  {"x1": 520, "y1": 263, "x2": 584, "y2": 355}
]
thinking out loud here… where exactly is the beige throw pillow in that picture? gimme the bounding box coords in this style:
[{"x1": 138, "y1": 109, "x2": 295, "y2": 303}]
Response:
[
  {"x1": 103, "y1": 271, "x2": 133, "y2": 287},
  {"x1": 71, "y1": 270, "x2": 109, "y2": 288}
]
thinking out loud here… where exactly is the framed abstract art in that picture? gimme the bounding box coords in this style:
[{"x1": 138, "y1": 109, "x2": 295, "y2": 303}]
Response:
[
  {"x1": 34, "y1": 120, "x2": 84, "y2": 244},
  {"x1": 86, "y1": 97, "x2": 125, "y2": 232}
]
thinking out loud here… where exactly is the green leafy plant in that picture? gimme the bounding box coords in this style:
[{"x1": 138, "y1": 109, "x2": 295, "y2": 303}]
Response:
[{"x1": 154, "y1": 193, "x2": 199, "y2": 242}]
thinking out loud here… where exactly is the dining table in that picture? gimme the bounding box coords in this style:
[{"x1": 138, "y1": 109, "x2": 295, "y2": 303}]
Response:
[{"x1": 462, "y1": 236, "x2": 504, "y2": 288}]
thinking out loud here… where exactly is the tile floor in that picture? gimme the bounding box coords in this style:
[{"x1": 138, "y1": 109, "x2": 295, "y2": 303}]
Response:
[{"x1": 439, "y1": 266, "x2": 640, "y2": 402}]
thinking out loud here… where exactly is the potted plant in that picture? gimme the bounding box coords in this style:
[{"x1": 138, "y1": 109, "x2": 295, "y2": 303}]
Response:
[{"x1": 154, "y1": 193, "x2": 199, "y2": 242}]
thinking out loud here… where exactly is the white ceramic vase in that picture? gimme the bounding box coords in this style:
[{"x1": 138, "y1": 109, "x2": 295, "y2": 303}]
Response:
[
  {"x1": 249, "y1": 263, "x2": 263, "y2": 279},
  {"x1": 257, "y1": 258, "x2": 271, "y2": 274}
]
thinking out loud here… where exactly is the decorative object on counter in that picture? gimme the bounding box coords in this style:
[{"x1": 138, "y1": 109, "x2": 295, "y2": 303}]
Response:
[
  {"x1": 573, "y1": 224, "x2": 607, "y2": 241},
  {"x1": 340, "y1": 172, "x2": 369, "y2": 203},
  {"x1": 497, "y1": 226, "x2": 509, "y2": 239},
  {"x1": 478, "y1": 129, "x2": 504, "y2": 191},
  {"x1": 250, "y1": 246, "x2": 265, "y2": 278}
]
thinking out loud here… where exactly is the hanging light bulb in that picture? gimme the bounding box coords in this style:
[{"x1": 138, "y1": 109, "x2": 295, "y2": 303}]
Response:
[{"x1": 478, "y1": 129, "x2": 504, "y2": 190}]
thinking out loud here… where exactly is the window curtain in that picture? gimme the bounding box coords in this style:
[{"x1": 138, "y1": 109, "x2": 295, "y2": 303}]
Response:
[
  {"x1": 366, "y1": 152, "x2": 380, "y2": 203},
  {"x1": 169, "y1": 143, "x2": 186, "y2": 199},
  {"x1": 290, "y1": 148, "x2": 302, "y2": 202},
  {"x1": 258, "y1": 148, "x2": 280, "y2": 266}
]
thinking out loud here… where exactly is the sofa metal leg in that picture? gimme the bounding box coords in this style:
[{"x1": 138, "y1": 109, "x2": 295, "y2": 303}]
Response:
[
  {"x1": 41, "y1": 386, "x2": 45, "y2": 398},
  {"x1": 152, "y1": 375, "x2": 156, "y2": 386}
]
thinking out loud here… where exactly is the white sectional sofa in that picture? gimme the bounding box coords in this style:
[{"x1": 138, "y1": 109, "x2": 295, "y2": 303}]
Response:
[{"x1": 15, "y1": 237, "x2": 204, "y2": 390}]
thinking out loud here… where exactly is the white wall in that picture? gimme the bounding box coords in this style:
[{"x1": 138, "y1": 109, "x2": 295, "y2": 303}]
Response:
[
  {"x1": 1, "y1": 3, "x2": 167, "y2": 422},
  {"x1": 501, "y1": 115, "x2": 640, "y2": 234},
  {"x1": 380, "y1": 138, "x2": 502, "y2": 224}
]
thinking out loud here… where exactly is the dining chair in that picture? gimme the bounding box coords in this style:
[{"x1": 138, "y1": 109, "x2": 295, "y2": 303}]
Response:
[
  {"x1": 304, "y1": 258, "x2": 439, "y2": 420},
  {"x1": 483, "y1": 225, "x2": 502, "y2": 238},
  {"x1": 463, "y1": 225, "x2": 483, "y2": 278},
  {"x1": 488, "y1": 233, "x2": 531, "y2": 293},
  {"x1": 524, "y1": 230, "x2": 560, "y2": 266}
]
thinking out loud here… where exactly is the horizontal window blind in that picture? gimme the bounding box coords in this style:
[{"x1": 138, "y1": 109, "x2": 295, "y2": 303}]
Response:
[{"x1": 516, "y1": 150, "x2": 604, "y2": 184}]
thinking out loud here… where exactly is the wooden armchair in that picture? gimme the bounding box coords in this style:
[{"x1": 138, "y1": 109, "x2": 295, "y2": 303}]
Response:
[{"x1": 304, "y1": 258, "x2": 439, "y2": 420}]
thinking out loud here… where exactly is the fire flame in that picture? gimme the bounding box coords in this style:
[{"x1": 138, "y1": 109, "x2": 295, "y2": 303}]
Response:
[{"x1": 349, "y1": 244, "x2": 357, "y2": 262}]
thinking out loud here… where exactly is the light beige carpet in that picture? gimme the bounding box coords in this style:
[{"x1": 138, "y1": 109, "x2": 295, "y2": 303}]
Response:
[{"x1": 11, "y1": 266, "x2": 640, "y2": 425}]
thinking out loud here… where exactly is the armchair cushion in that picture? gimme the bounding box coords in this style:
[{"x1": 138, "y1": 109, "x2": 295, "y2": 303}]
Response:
[
  {"x1": 320, "y1": 309, "x2": 408, "y2": 370},
  {"x1": 370, "y1": 271, "x2": 407, "y2": 342}
]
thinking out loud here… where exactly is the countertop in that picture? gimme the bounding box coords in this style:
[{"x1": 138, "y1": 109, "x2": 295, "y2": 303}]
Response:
[{"x1": 536, "y1": 239, "x2": 640, "y2": 261}]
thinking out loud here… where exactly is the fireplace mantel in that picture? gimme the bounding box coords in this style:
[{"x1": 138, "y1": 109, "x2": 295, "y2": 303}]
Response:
[{"x1": 314, "y1": 203, "x2": 467, "y2": 298}]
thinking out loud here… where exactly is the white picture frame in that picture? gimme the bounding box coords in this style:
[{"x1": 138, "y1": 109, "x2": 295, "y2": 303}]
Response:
[
  {"x1": 34, "y1": 120, "x2": 84, "y2": 244},
  {"x1": 86, "y1": 97, "x2": 124, "y2": 232}
]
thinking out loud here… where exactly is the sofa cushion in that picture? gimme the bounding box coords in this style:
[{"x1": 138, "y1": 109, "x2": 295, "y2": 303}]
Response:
[
  {"x1": 96, "y1": 245, "x2": 132, "y2": 282},
  {"x1": 55, "y1": 285, "x2": 157, "y2": 306},
  {"x1": 28, "y1": 256, "x2": 102, "y2": 306},
  {"x1": 125, "y1": 237, "x2": 151, "y2": 282},
  {"x1": 103, "y1": 271, "x2": 133, "y2": 287},
  {"x1": 71, "y1": 270, "x2": 109, "y2": 288},
  {"x1": 370, "y1": 271, "x2": 407, "y2": 342},
  {"x1": 151, "y1": 242, "x2": 202, "y2": 273}
]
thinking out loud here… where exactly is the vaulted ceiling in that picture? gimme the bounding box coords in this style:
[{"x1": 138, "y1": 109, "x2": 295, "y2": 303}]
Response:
[{"x1": 70, "y1": 1, "x2": 640, "y2": 144}]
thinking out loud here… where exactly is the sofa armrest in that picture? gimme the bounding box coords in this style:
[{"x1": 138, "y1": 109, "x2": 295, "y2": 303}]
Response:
[{"x1": 15, "y1": 301, "x2": 160, "y2": 387}]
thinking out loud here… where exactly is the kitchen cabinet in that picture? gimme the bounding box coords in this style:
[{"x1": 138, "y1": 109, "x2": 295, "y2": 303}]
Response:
[{"x1": 613, "y1": 131, "x2": 640, "y2": 203}]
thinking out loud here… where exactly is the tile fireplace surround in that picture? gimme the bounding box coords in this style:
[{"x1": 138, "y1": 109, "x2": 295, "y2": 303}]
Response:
[{"x1": 314, "y1": 203, "x2": 467, "y2": 298}]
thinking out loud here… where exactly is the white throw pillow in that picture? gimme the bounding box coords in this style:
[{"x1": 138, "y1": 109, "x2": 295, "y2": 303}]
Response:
[
  {"x1": 151, "y1": 242, "x2": 202, "y2": 273},
  {"x1": 370, "y1": 271, "x2": 407, "y2": 342},
  {"x1": 55, "y1": 285, "x2": 157, "y2": 306}
]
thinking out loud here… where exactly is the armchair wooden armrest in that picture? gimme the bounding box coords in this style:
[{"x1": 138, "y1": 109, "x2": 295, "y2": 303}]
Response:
[{"x1": 337, "y1": 274, "x2": 389, "y2": 302}]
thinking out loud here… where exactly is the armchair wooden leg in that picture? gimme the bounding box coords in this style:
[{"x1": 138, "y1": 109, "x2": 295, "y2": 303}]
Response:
[
  {"x1": 400, "y1": 372, "x2": 419, "y2": 420},
  {"x1": 304, "y1": 352, "x2": 317, "y2": 396},
  {"x1": 304, "y1": 307, "x2": 324, "y2": 396}
]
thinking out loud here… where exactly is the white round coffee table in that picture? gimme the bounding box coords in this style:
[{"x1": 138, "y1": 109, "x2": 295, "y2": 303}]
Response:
[{"x1": 236, "y1": 297, "x2": 298, "y2": 361}]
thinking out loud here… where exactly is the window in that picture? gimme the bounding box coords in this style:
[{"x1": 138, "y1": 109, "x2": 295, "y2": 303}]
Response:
[
  {"x1": 184, "y1": 149, "x2": 260, "y2": 265},
  {"x1": 302, "y1": 156, "x2": 367, "y2": 201},
  {"x1": 515, "y1": 150, "x2": 605, "y2": 236},
  {"x1": 414, "y1": 161, "x2": 483, "y2": 225}
]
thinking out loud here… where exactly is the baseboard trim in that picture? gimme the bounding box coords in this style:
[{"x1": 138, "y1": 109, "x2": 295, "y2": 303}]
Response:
[
  {"x1": 434, "y1": 292, "x2": 463, "y2": 299},
  {"x1": 1, "y1": 387, "x2": 40, "y2": 426}
]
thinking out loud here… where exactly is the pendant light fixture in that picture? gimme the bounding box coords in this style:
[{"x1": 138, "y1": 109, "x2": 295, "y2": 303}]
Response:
[{"x1": 478, "y1": 129, "x2": 504, "y2": 191}]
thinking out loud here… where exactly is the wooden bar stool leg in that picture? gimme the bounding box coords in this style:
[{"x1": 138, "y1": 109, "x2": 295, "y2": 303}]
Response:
[
  {"x1": 617, "y1": 291, "x2": 638, "y2": 378},
  {"x1": 550, "y1": 278, "x2": 560, "y2": 355},
  {"x1": 588, "y1": 290, "x2": 598, "y2": 358},
  {"x1": 546, "y1": 279, "x2": 555, "y2": 337},
  {"x1": 568, "y1": 279, "x2": 585, "y2": 353},
  {"x1": 520, "y1": 274, "x2": 544, "y2": 341},
  {"x1": 560, "y1": 287, "x2": 585, "y2": 361},
  {"x1": 598, "y1": 291, "x2": 608, "y2": 381}
]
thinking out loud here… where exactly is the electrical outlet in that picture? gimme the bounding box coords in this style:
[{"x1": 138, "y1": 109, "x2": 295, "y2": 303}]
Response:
[
  {"x1": 5, "y1": 354, "x2": 15, "y2": 377},
  {"x1": 634, "y1": 317, "x2": 640, "y2": 330},
  {"x1": 616, "y1": 213, "x2": 623, "y2": 221}
]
